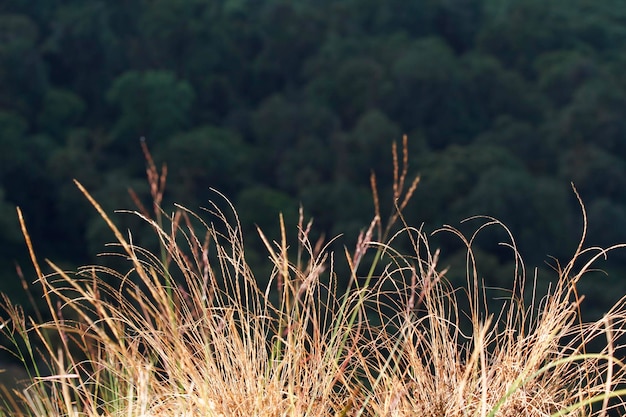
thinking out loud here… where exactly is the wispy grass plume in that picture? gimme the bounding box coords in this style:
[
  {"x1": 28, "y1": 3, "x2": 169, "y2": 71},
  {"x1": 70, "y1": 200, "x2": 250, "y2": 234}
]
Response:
[{"x1": 1, "y1": 140, "x2": 626, "y2": 416}]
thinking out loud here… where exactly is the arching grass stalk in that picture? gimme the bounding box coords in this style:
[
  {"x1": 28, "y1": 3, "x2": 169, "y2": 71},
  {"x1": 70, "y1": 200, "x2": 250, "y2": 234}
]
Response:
[{"x1": 330, "y1": 135, "x2": 420, "y2": 374}]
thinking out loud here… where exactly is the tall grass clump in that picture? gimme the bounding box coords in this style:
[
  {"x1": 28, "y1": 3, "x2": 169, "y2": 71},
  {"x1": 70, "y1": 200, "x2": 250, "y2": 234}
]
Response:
[
  {"x1": 1, "y1": 137, "x2": 626, "y2": 416},
  {"x1": 354, "y1": 209, "x2": 626, "y2": 417}
]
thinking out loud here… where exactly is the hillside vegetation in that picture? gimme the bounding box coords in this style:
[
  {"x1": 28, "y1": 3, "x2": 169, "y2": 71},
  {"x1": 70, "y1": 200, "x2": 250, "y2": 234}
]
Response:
[{"x1": 1, "y1": 1, "x2": 626, "y2": 334}]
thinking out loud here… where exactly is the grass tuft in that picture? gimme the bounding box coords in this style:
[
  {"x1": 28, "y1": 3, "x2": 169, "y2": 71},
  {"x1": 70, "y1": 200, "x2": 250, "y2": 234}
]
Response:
[{"x1": 1, "y1": 141, "x2": 626, "y2": 416}]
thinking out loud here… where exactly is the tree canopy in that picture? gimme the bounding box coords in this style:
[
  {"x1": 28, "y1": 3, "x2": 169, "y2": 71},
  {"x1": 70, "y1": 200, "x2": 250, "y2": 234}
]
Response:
[{"x1": 2, "y1": 0, "x2": 626, "y2": 322}]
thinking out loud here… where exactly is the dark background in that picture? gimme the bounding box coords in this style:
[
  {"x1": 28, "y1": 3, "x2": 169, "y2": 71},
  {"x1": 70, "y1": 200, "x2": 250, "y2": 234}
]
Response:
[{"x1": 1, "y1": 0, "x2": 626, "y2": 337}]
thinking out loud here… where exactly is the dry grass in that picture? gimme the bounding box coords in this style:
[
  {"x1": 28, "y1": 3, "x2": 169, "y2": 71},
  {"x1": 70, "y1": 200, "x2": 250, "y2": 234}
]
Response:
[
  {"x1": 354, "y1": 212, "x2": 626, "y2": 417},
  {"x1": 1, "y1": 138, "x2": 626, "y2": 416}
]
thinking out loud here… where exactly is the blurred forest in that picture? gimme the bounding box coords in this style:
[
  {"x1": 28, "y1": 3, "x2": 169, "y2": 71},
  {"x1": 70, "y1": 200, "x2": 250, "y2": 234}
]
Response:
[{"x1": 1, "y1": 0, "x2": 626, "y2": 324}]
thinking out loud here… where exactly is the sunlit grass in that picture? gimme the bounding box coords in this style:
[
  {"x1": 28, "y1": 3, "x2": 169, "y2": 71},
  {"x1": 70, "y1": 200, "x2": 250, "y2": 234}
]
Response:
[{"x1": 1, "y1": 138, "x2": 626, "y2": 416}]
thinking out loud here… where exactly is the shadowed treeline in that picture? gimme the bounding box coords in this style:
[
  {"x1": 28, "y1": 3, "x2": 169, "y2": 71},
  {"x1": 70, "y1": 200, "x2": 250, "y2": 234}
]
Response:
[{"x1": 1, "y1": 0, "x2": 626, "y2": 327}]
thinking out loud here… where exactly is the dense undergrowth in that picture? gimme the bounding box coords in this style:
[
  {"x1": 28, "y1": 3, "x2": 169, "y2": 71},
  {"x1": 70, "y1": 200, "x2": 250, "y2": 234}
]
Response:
[{"x1": 1, "y1": 141, "x2": 626, "y2": 416}]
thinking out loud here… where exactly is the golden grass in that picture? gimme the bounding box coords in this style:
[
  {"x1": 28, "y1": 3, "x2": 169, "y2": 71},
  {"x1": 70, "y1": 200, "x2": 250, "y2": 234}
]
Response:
[{"x1": 1, "y1": 138, "x2": 626, "y2": 416}]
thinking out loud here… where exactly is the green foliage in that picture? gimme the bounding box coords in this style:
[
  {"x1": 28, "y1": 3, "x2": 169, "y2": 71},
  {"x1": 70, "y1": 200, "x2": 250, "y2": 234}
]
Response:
[
  {"x1": 107, "y1": 70, "x2": 194, "y2": 143},
  {"x1": 0, "y1": 14, "x2": 47, "y2": 118},
  {"x1": 37, "y1": 89, "x2": 85, "y2": 139},
  {"x1": 344, "y1": 109, "x2": 401, "y2": 180},
  {"x1": 0, "y1": 188, "x2": 22, "y2": 246},
  {"x1": 535, "y1": 50, "x2": 599, "y2": 106},
  {"x1": 559, "y1": 145, "x2": 626, "y2": 203},
  {"x1": 390, "y1": 37, "x2": 466, "y2": 145},
  {"x1": 157, "y1": 125, "x2": 250, "y2": 200},
  {"x1": 0, "y1": 112, "x2": 28, "y2": 176}
]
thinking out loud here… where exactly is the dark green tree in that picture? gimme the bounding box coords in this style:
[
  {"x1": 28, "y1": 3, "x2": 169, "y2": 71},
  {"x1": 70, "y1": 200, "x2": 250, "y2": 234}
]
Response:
[
  {"x1": 387, "y1": 36, "x2": 468, "y2": 147},
  {"x1": 156, "y1": 125, "x2": 250, "y2": 204},
  {"x1": 107, "y1": 70, "x2": 195, "y2": 144},
  {"x1": 37, "y1": 88, "x2": 85, "y2": 140},
  {"x1": 0, "y1": 14, "x2": 47, "y2": 118},
  {"x1": 43, "y1": 2, "x2": 123, "y2": 110},
  {"x1": 535, "y1": 50, "x2": 599, "y2": 107}
]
